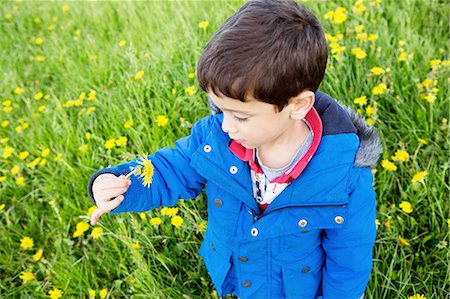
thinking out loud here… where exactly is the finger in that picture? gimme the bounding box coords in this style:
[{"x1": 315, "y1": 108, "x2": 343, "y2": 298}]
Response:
[
  {"x1": 102, "y1": 194, "x2": 125, "y2": 212},
  {"x1": 90, "y1": 208, "x2": 104, "y2": 225},
  {"x1": 95, "y1": 186, "x2": 129, "y2": 201}
]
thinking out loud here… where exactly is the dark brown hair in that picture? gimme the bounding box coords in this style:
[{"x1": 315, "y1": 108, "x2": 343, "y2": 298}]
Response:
[{"x1": 197, "y1": 0, "x2": 328, "y2": 111}]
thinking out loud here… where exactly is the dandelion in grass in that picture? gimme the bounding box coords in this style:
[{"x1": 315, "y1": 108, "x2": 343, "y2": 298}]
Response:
[
  {"x1": 0, "y1": 177, "x2": 6, "y2": 183},
  {"x1": 375, "y1": 219, "x2": 380, "y2": 229},
  {"x1": 54, "y1": 153, "x2": 63, "y2": 161},
  {"x1": 126, "y1": 156, "x2": 154, "y2": 188},
  {"x1": 398, "y1": 236, "x2": 410, "y2": 246},
  {"x1": 119, "y1": 39, "x2": 126, "y2": 47},
  {"x1": 399, "y1": 201, "x2": 413, "y2": 213},
  {"x1": 408, "y1": 295, "x2": 426, "y2": 299},
  {"x1": 417, "y1": 138, "x2": 428, "y2": 145},
  {"x1": 381, "y1": 160, "x2": 397, "y2": 171},
  {"x1": 49, "y1": 287, "x2": 63, "y2": 299},
  {"x1": 198, "y1": 21, "x2": 209, "y2": 28},
  {"x1": 139, "y1": 213, "x2": 146, "y2": 220},
  {"x1": 16, "y1": 176, "x2": 25, "y2": 185},
  {"x1": 3, "y1": 146, "x2": 14, "y2": 159},
  {"x1": 73, "y1": 222, "x2": 90, "y2": 238},
  {"x1": 91, "y1": 227, "x2": 103, "y2": 240},
  {"x1": 99, "y1": 288, "x2": 108, "y2": 299},
  {"x1": 20, "y1": 236, "x2": 34, "y2": 249},
  {"x1": 79, "y1": 144, "x2": 89, "y2": 153},
  {"x1": 87, "y1": 206, "x2": 97, "y2": 216},
  {"x1": 185, "y1": 86, "x2": 195, "y2": 96},
  {"x1": 89, "y1": 289, "x2": 96, "y2": 299},
  {"x1": 436, "y1": 240, "x2": 448, "y2": 249},
  {"x1": 33, "y1": 249, "x2": 43, "y2": 261},
  {"x1": 35, "y1": 37, "x2": 43, "y2": 45},
  {"x1": 411, "y1": 171, "x2": 427, "y2": 183},
  {"x1": 372, "y1": 83, "x2": 387, "y2": 95},
  {"x1": 0, "y1": 204, "x2": 5, "y2": 211},
  {"x1": 368, "y1": 34, "x2": 378, "y2": 41},
  {"x1": 63, "y1": 4, "x2": 70, "y2": 12},
  {"x1": 162, "y1": 207, "x2": 179, "y2": 217},
  {"x1": 370, "y1": 67, "x2": 385, "y2": 75},
  {"x1": 11, "y1": 166, "x2": 20, "y2": 175},
  {"x1": 171, "y1": 215, "x2": 184, "y2": 228},
  {"x1": 354, "y1": 96, "x2": 367, "y2": 106},
  {"x1": 124, "y1": 120, "x2": 133, "y2": 129},
  {"x1": 392, "y1": 150, "x2": 409, "y2": 162},
  {"x1": 351, "y1": 47, "x2": 367, "y2": 59},
  {"x1": 150, "y1": 217, "x2": 162, "y2": 226},
  {"x1": 88, "y1": 90, "x2": 96, "y2": 100},
  {"x1": 104, "y1": 139, "x2": 115, "y2": 149},
  {"x1": 134, "y1": 70, "x2": 144, "y2": 80},
  {"x1": 1, "y1": 120, "x2": 9, "y2": 128},
  {"x1": 133, "y1": 241, "x2": 141, "y2": 249},
  {"x1": 116, "y1": 136, "x2": 127, "y2": 146},
  {"x1": 34, "y1": 92, "x2": 43, "y2": 100},
  {"x1": 19, "y1": 271, "x2": 36, "y2": 283},
  {"x1": 156, "y1": 115, "x2": 169, "y2": 127}
]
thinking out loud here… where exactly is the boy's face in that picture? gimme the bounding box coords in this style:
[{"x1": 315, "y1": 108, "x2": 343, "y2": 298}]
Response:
[{"x1": 208, "y1": 92, "x2": 303, "y2": 150}]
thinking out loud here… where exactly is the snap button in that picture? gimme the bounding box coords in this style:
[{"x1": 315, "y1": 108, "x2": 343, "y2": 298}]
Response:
[
  {"x1": 251, "y1": 228, "x2": 259, "y2": 237},
  {"x1": 301, "y1": 266, "x2": 311, "y2": 274},
  {"x1": 238, "y1": 256, "x2": 249, "y2": 262},
  {"x1": 242, "y1": 280, "x2": 252, "y2": 288},
  {"x1": 229, "y1": 166, "x2": 238, "y2": 174},
  {"x1": 203, "y1": 145, "x2": 212, "y2": 153},
  {"x1": 334, "y1": 216, "x2": 344, "y2": 224},
  {"x1": 298, "y1": 219, "x2": 308, "y2": 228},
  {"x1": 210, "y1": 242, "x2": 215, "y2": 251},
  {"x1": 255, "y1": 196, "x2": 263, "y2": 203},
  {"x1": 213, "y1": 198, "x2": 223, "y2": 208}
]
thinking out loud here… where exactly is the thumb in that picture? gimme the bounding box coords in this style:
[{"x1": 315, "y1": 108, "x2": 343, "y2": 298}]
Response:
[
  {"x1": 102, "y1": 194, "x2": 125, "y2": 212},
  {"x1": 90, "y1": 208, "x2": 104, "y2": 226}
]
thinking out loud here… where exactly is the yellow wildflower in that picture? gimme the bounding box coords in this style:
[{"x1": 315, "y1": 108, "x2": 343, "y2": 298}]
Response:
[
  {"x1": 411, "y1": 171, "x2": 427, "y2": 183},
  {"x1": 171, "y1": 215, "x2": 184, "y2": 227},
  {"x1": 354, "y1": 96, "x2": 368, "y2": 105},
  {"x1": 2, "y1": 100, "x2": 12, "y2": 106},
  {"x1": 16, "y1": 176, "x2": 25, "y2": 185},
  {"x1": 38, "y1": 105, "x2": 46, "y2": 112},
  {"x1": 79, "y1": 144, "x2": 89, "y2": 153},
  {"x1": 150, "y1": 217, "x2": 162, "y2": 226},
  {"x1": 332, "y1": 7, "x2": 347, "y2": 24},
  {"x1": 124, "y1": 120, "x2": 133, "y2": 128},
  {"x1": 1, "y1": 120, "x2": 9, "y2": 128},
  {"x1": 119, "y1": 39, "x2": 126, "y2": 47},
  {"x1": 73, "y1": 222, "x2": 90, "y2": 238},
  {"x1": 408, "y1": 294, "x2": 426, "y2": 299},
  {"x1": 198, "y1": 220, "x2": 207, "y2": 231},
  {"x1": 368, "y1": 34, "x2": 378, "y2": 41},
  {"x1": 398, "y1": 236, "x2": 410, "y2": 246},
  {"x1": 41, "y1": 148, "x2": 50, "y2": 157},
  {"x1": 161, "y1": 207, "x2": 179, "y2": 217},
  {"x1": 88, "y1": 90, "x2": 96, "y2": 100},
  {"x1": 54, "y1": 153, "x2": 63, "y2": 161},
  {"x1": 35, "y1": 37, "x2": 43, "y2": 45},
  {"x1": 63, "y1": 4, "x2": 70, "y2": 12},
  {"x1": 375, "y1": 219, "x2": 380, "y2": 229},
  {"x1": 91, "y1": 227, "x2": 103, "y2": 239},
  {"x1": 417, "y1": 138, "x2": 428, "y2": 144},
  {"x1": 381, "y1": 160, "x2": 397, "y2": 171},
  {"x1": 137, "y1": 156, "x2": 154, "y2": 187},
  {"x1": 33, "y1": 249, "x2": 43, "y2": 261},
  {"x1": 116, "y1": 136, "x2": 127, "y2": 146},
  {"x1": 88, "y1": 206, "x2": 97, "y2": 216},
  {"x1": 134, "y1": 70, "x2": 144, "y2": 80},
  {"x1": 424, "y1": 94, "x2": 436, "y2": 103},
  {"x1": 156, "y1": 115, "x2": 169, "y2": 127},
  {"x1": 49, "y1": 287, "x2": 63, "y2": 299},
  {"x1": 14, "y1": 87, "x2": 24, "y2": 94},
  {"x1": 20, "y1": 236, "x2": 34, "y2": 249},
  {"x1": 351, "y1": 47, "x2": 367, "y2": 59},
  {"x1": 99, "y1": 288, "x2": 108, "y2": 299},
  {"x1": 35, "y1": 55, "x2": 45, "y2": 62},
  {"x1": 0, "y1": 204, "x2": 5, "y2": 211},
  {"x1": 34, "y1": 92, "x2": 43, "y2": 100},
  {"x1": 3, "y1": 146, "x2": 14, "y2": 159},
  {"x1": 139, "y1": 213, "x2": 147, "y2": 220},
  {"x1": 86, "y1": 107, "x2": 96, "y2": 115},
  {"x1": 19, "y1": 271, "x2": 36, "y2": 283},
  {"x1": 89, "y1": 289, "x2": 96, "y2": 299},
  {"x1": 366, "y1": 118, "x2": 375, "y2": 126},
  {"x1": 365, "y1": 105, "x2": 375, "y2": 116},
  {"x1": 85, "y1": 132, "x2": 92, "y2": 139},
  {"x1": 188, "y1": 72, "x2": 195, "y2": 78},
  {"x1": 27, "y1": 157, "x2": 41, "y2": 168},
  {"x1": 133, "y1": 241, "x2": 141, "y2": 249},
  {"x1": 370, "y1": 67, "x2": 385, "y2": 75},
  {"x1": 391, "y1": 150, "x2": 409, "y2": 162},
  {"x1": 185, "y1": 86, "x2": 195, "y2": 96},
  {"x1": 325, "y1": 33, "x2": 338, "y2": 43},
  {"x1": 198, "y1": 21, "x2": 209, "y2": 28},
  {"x1": 398, "y1": 52, "x2": 408, "y2": 62},
  {"x1": 104, "y1": 139, "x2": 115, "y2": 149},
  {"x1": 356, "y1": 32, "x2": 367, "y2": 41},
  {"x1": 429, "y1": 59, "x2": 441, "y2": 67},
  {"x1": 436, "y1": 240, "x2": 448, "y2": 249},
  {"x1": 399, "y1": 201, "x2": 413, "y2": 213},
  {"x1": 372, "y1": 83, "x2": 387, "y2": 95},
  {"x1": 353, "y1": 4, "x2": 366, "y2": 14},
  {"x1": 11, "y1": 166, "x2": 20, "y2": 175},
  {"x1": 356, "y1": 25, "x2": 364, "y2": 32}
]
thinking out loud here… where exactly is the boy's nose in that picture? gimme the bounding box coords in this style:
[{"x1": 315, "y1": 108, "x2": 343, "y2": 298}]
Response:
[{"x1": 221, "y1": 115, "x2": 237, "y2": 134}]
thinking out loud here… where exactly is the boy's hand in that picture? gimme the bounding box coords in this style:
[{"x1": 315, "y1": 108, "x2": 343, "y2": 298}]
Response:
[{"x1": 90, "y1": 173, "x2": 131, "y2": 225}]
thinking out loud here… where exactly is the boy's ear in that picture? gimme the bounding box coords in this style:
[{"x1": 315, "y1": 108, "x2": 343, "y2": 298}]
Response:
[{"x1": 289, "y1": 90, "x2": 315, "y2": 120}]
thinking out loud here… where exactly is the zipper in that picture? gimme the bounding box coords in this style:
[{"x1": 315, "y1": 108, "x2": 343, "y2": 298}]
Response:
[{"x1": 250, "y1": 204, "x2": 347, "y2": 223}]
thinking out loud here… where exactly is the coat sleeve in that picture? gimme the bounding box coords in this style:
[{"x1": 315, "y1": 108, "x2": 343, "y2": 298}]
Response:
[
  {"x1": 86, "y1": 116, "x2": 211, "y2": 214},
  {"x1": 321, "y1": 167, "x2": 377, "y2": 298}
]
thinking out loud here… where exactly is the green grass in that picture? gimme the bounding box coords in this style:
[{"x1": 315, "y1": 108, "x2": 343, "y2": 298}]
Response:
[{"x1": 0, "y1": 0, "x2": 448, "y2": 298}]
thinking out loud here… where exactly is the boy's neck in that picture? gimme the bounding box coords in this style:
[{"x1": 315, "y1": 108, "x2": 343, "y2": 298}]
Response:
[{"x1": 257, "y1": 119, "x2": 310, "y2": 169}]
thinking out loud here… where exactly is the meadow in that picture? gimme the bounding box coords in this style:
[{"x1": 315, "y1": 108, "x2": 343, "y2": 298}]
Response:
[{"x1": 0, "y1": 0, "x2": 448, "y2": 298}]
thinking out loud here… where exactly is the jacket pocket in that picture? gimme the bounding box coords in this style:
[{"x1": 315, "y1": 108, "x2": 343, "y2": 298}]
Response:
[
  {"x1": 281, "y1": 247, "x2": 324, "y2": 299},
  {"x1": 199, "y1": 233, "x2": 233, "y2": 297}
]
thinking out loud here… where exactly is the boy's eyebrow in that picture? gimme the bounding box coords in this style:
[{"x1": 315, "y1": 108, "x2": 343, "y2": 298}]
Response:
[{"x1": 208, "y1": 96, "x2": 254, "y2": 115}]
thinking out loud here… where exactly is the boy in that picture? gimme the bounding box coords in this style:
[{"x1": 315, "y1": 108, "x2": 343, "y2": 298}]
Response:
[{"x1": 87, "y1": 0, "x2": 382, "y2": 298}]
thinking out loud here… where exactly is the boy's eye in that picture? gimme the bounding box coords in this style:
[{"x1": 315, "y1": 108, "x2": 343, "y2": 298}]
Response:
[{"x1": 234, "y1": 115, "x2": 249, "y2": 122}]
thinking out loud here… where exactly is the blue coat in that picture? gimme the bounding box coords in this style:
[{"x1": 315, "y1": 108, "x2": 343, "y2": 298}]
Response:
[{"x1": 88, "y1": 91, "x2": 381, "y2": 299}]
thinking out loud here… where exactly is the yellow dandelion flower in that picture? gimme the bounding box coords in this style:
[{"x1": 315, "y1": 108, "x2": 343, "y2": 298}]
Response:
[
  {"x1": 139, "y1": 213, "x2": 147, "y2": 220},
  {"x1": 184, "y1": 86, "x2": 195, "y2": 96},
  {"x1": 372, "y1": 83, "x2": 387, "y2": 95},
  {"x1": 134, "y1": 70, "x2": 144, "y2": 80},
  {"x1": 354, "y1": 96, "x2": 368, "y2": 106},
  {"x1": 99, "y1": 288, "x2": 108, "y2": 299},
  {"x1": 188, "y1": 72, "x2": 195, "y2": 78},
  {"x1": 104, "y1": 139, "x2": 115, "y2": 149},
  {"x1": 198, "y1": 21, "x2": 209, "y2": 28},
  {"x1": 381, "y1": 160, "x2": 397, "y2": 171},
  {"x1": 38, "y1": 105, "x2": 46, "y2": 112},
  {"x1": 399, "y1": 201, "x2": 413, "y2": 213},
  {"x1": 171, "y1": 215, "x2": 184, "y2": 227},
  {"x1": 87, "y1": 206, "x2": 97, "y2": 216},
  {"x1": 119, "y1": 39, "x2": 126, "y2": 47},
  {"x1": 162, "y1": 207, "x2": 179, "y2": 217},
  {"x1": 49, "y1": 287, "x2": 63, "y2": 299},
  {"x1": 150, "y1": 217, "x2": 162, "y2": 226},
  {"x1": 375, "y1": 219, "x2": 380, "y2": 229},
  {"x1": 35, "y1": 55, "x2": 46, "y2": 62},
  {"x1": 16, "y1": 176, "x2": 25, "y2": 185},
  {"x1": 86, "y1": 107, "x2": 96, "y2": 115},
  {"x1": 3, "y1": 146, "x2": 14, "y2": 159},
  {"x1": 2, "y1": 120, "x2": 10, "y2": 128},
  {"x1": 1, "y1": 138, "x2": 9, "y2": 143},
  {"x1": 79, "y1": 144, "x2": 89, "y2": 153},
  {"x1": 365, "y1": 105, "x2": 375, "y2": 116},
  {"x1": 133, "y1": 241, "x2": 141, "y2": 249},
  {"x1": 408, "y1": 294, "x2": 426, "y2": 299},
  {"x1": 14, "y1": 87, "x2": 24, "y2": 95},
  {"x1": 20, "y1": 271, "x2": 36, "y2": 282},
  {"x1": 399, "y1": 236, "x2": 410, "y2": 246},
  {"x1": 2, "y1": 100, "x2": 12, "y2": 106},
  {"x1": 353, "y1": 4, "x2": 366, "y2": 14},
  {"x1": 85, "y1": 132, "x2": 92, "y2": 139},
  {"x1": 156, "y1": 115, "x2": 169, "y2": 127},
  {"x1": 398, "y1": 52, "x2": 408, "y2": 62},
  {"x1": 417, "y1": 138, "x2": 428, "y2": 144},
  {"x1": 34, "y1": 92, "x2": 43, "y2": 100},
  {"x1": 424, "y1": 94, "x2": 436, "y2": 103},
  {"x1": 355, "y1": 25, "x2": 364, "y2": 32},
  {"x1": 366, "y1": 118, "x2": 376, "y2": 126},
  {"x1": 356, "y1": 32, "x2": 367, "y2": 41},
  {"x1": 41, "y1": 148, "x2": 50, "y2": 157},
  {"x1": 20, "y1": 236, "x2": 34, "y2": 249},
  {"x1": 11, "y1": 166, "x2": 20, "y2": 175},
  {"x1": 436, "y1": 240, "x2": 448, "y2": 249},
  {"x1": 124, "y1": 120, "x2": 133, "y2": 128},
  {"x1": 351, "y1": 47, "x2": 367, "y2": 59},
  {"x1": 116, "y1": 136, "x2": 127, "y2": 146},
  {"x1": 73, "y1": 222, "x2": 90, "y2": 238},
  {"x1": 391, "y1": 150, "x2": 409, "y2": 162},
  {"x1": 370, "y1": 67, "x2": 385, "y2": 75},
  {"x1": 411, "y1": 171, "x2": 428, "y2": 183},
  {"x1": 91, "y1": 227, "x2": 103, "y2": 239},
  {"x1": 368, "y1": 34, "x2": 378, "y2": 41},
  {"x1": 429, "y1": 59, "x2": 441, "y2": 67},
  {"x1": 0, "y1": 204, "x2": 5, "y2": 211},
  {"x1": 447, "y1": 219, "x2": 450, "y2": 228},
  {"x1": 33, "y1": 249, "x2": 43, "y2": 261},
  {"x1": 198, "y1": 220, "x2": 207, "y2": 231},
  {"x1": 89, "y1": 289, "x2": 96, "y2": 299},
  {"x1": 137, "y1": 156, "x2": 154, "y2": 187},
  {"x1": 54, "y1": 153, "x2": 63, "y2": 161},
  {"x1": 88, "y1": 91, "x2": 96, "y2": 100},
  {"x1": 332, "y1": 7, "x2": 347, "y2": 24},
  {"x1": 35, "y1": 37, "x2": 43, "y2": 45}
]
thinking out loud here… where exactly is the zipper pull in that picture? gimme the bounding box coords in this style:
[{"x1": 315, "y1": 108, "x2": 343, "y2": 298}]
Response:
[{"x1": 249, "y1": 209, "x2": 260, "y2": 222}]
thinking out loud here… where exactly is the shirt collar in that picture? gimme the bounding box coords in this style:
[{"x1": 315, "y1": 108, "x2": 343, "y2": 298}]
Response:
[{"x1": 228, "y1": 107, "x2": 323, "y2": 183}]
